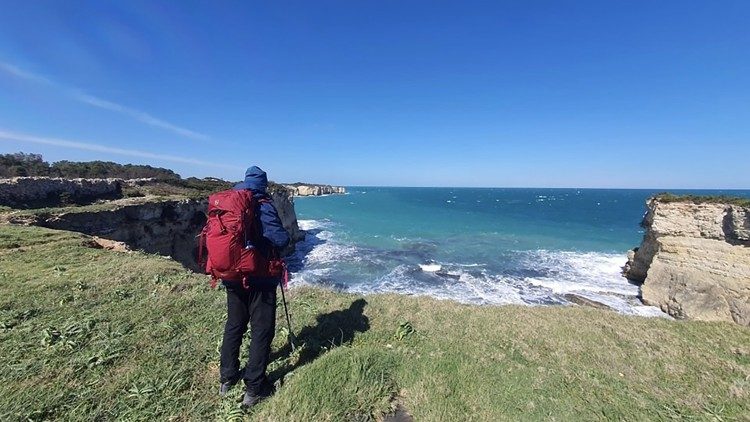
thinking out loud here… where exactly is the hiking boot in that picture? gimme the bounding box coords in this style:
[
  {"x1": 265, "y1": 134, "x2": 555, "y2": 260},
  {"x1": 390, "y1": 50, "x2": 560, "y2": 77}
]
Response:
[
  {"x1": 218, "y1": 372, "x2": 243, "y2": 397},
  {"x1": 241, "y1": 391, "x2": 266, "y2": 408},
  {"x1": 241, "y1": 379, "x2": 274, "y2": 408}
]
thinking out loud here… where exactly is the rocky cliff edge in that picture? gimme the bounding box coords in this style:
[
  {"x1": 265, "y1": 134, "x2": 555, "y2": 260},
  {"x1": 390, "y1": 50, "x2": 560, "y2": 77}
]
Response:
[
  {"x1": 1, "y1": 178, "x2": 305, "y2": 270},
  {"x1": 624, "y1": 196, "x2": 750, "y2": 325}
]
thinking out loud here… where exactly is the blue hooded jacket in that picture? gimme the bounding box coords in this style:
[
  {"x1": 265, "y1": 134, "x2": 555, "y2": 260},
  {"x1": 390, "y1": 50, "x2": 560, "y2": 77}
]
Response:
[{"x1": 233, "y1": 166, "x2": 290, "y2": 251}]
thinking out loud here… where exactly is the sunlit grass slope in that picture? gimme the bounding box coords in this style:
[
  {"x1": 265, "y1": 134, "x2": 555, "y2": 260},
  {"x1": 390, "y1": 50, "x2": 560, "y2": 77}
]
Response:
[{"x1": 1, "y1": 224, "x2": 749, "y2": 421}]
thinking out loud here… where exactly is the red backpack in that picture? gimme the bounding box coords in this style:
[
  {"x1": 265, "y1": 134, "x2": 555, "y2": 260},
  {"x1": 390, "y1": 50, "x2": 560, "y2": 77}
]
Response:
[{"x1": 198, "y1": 189, "x2": 285, "y2": 289}]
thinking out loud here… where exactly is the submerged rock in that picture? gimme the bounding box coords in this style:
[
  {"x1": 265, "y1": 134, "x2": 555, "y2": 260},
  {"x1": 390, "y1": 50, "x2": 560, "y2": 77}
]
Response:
[{"x1": 563, "y1": 294, "x2": 614, "y2": 311}]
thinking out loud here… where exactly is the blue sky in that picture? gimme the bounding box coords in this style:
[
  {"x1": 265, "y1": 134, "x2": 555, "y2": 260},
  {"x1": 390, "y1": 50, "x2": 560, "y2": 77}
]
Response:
[{"x1": 0, "y1": 1, "x2": 748, "y2": 188}]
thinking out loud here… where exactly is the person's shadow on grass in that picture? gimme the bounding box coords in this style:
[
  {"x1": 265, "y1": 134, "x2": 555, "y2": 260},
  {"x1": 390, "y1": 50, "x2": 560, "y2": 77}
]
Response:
[{"x1": 269, "y1": 298, "x2": 370, "y2": 384}]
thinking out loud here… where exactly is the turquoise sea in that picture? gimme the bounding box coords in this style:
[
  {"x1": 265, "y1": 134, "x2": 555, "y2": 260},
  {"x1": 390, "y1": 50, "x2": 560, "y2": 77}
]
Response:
[{"x1": 288, "y1": 188, "x2": 750, "y2": 315}]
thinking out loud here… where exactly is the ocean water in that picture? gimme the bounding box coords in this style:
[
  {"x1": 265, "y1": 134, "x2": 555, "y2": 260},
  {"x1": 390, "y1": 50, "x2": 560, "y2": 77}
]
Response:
[{"x1": 286, "y1": 188, "x2": 750, "y2": 316}]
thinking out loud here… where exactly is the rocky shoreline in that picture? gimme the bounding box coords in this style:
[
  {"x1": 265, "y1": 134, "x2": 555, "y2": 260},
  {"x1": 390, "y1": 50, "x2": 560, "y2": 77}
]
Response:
[
  {"x1": 624, "y1": 197, "x2": 750, "y2": 326},
  {"x1": 3, "y1": 177, "x2": 748, "y2": 325},
  {"x1": 282, "y1": 183, "x2": 346, "y2": 196}
]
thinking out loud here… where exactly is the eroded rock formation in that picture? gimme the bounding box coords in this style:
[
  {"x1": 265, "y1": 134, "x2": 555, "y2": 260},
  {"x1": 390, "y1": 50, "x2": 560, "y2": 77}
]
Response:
[
  {"x1": 268, "y1": 189, "x2": 304, "y2": 243},
  {"x1": 6, "y1": 188, "x2": 303, "y2": 270},
  {"x1": 0, "y1": 177, "x2": 123, "y2": 207},
  {"x1": 7, "y1": 197, "x2": 206, "y2": 270},
  {"x1": 624, "y1": 198, "x2": 750, "y2": 325},
  {"x1": 282, "y1": 184, "x2": 346, "y2": 196}
]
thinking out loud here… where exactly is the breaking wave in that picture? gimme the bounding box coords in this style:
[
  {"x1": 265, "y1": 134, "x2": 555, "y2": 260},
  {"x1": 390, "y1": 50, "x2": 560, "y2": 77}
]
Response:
[{"x1": 289, "y1": 219, "x2": 666, "y2": 317}]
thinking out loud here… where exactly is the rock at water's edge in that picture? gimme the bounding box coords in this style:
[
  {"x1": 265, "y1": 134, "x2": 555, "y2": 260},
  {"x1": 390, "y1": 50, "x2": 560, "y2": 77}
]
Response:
[
  {"x1": 269, "y1": 189, "x2": 304, "y2": 243},
  {"x1": 563, "y1": 294, "x2": 614, "y2": 311},
  {"x1": 624, "y1": 198, "x2": 750, "y2": 325}
]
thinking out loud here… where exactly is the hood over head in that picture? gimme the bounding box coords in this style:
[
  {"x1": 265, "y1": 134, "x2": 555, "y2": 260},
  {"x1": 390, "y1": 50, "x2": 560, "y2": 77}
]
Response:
[{"x1": 234, "y1": 166, "x2": 268, "y2": 193}]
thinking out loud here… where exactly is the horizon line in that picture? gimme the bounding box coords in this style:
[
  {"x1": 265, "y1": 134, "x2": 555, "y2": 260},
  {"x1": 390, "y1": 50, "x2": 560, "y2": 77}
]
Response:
[{"x1": 318, "y1": 185, "x2": 750, "y2": 191}]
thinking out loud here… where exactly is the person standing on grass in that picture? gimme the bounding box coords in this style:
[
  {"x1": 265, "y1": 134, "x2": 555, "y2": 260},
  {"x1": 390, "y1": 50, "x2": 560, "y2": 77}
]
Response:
[{"x1": 219, "y1": 166, "x2": 290, "y2": 408}]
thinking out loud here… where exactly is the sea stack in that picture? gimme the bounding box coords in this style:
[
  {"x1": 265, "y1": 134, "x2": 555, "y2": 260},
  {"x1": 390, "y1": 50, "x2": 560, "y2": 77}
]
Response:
[{"x1": 624, "y1": 196, "x2": 750, "y2": 325}]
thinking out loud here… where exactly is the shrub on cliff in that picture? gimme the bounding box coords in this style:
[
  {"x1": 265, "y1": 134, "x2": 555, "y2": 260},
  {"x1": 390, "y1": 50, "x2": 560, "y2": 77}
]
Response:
[
  {"x1": 0, "y1": 152, "x2": 180, "y2": 180},
  {"x1": 0, "y1": 153, "x2": 50, "y2": 177},
  {"x1": 51, "y1": 160, "x2": 180, "y2": 180},
  {"x1": 654, "y1": 192, "x2": 750, "y2": 207}
]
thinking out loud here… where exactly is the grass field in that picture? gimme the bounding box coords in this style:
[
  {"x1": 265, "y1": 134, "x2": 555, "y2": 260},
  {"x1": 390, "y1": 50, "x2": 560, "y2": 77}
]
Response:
[{"x1": 1, "y1": 224, "x2": 749, "y2": 421}]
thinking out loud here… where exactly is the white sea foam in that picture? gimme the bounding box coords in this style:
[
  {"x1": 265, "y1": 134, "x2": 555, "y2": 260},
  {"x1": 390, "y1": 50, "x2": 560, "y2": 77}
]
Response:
[
  {"x1": 297, "y1": 219, "x2": 329, "y2": 231},
  {"x1": 291, "y1": 267, "x2": 334, "y2": 285},
  {"x1": 419, "y1": 263, "x2": 442, "y2": 272},
  {"x1": 353, "y1": 264, "x2": 525, "y2": 306},
  {"x1": 450, "y1": 270, "x2": 525, "y2": 305},
  {"x1": 298, "y1": 232, "x2": 358, "y2": 266},
  {"x1": 522, "y1": 250, "x2": 637, "y2": 296}
]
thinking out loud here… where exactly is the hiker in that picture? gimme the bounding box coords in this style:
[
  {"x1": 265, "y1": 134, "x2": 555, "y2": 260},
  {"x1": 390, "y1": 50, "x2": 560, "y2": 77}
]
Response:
[{"x1": 218, "y1": 166, "x2": 290, "y2": 407}]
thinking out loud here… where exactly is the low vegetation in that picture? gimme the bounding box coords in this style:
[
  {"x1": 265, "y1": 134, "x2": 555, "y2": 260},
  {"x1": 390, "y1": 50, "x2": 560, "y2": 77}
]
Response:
[
  {"x1": 0, "y1": 152, "x2": 181, "y2": 180},
  {"x1": 655, "y1": 192, "x2": 750, "y2": 207},
  {"x1": 121, "y1": 178, "x2": 234, "y2": 200},
  {"x1": 1, "y1": 224, "x2": 749, "y2": 420},
  {"x1": 122, "y1": 178, "x2": 287, "y2": 200}
]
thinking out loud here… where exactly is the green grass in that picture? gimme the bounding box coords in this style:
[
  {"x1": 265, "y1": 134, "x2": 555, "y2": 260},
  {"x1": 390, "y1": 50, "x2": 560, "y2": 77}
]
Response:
[
  {"x1": 1, "y1": 224, "x2": 749, "y2": 421},
  {"x1": 654, "y1": 192, "x2": 750, "y2": 207}
]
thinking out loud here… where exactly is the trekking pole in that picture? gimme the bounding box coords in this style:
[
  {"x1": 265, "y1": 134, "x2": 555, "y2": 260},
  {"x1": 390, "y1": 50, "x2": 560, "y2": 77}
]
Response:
[
  {"x1": 279, "y1": 284, "x2": 297, "y2": 352},
  {"x1": 279, "y1": 267, "x2": 297, "y2": 352}
]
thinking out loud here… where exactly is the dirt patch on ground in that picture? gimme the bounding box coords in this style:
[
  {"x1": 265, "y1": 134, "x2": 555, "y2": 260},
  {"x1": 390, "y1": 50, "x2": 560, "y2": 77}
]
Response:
[
  {"x1": 383, "y1": 404, "x2": 413, "y2": 422},
  {"x1": 382, "y1": 395, "x2": 414, "y2": 422}
]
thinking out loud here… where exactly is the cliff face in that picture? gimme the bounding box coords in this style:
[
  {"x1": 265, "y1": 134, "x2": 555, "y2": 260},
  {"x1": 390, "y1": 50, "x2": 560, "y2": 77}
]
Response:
[
  {"x1": 624, "y1": 199, "x2": 750, "y2": 325},
  {"x1": 268, "y1": 189, "x2": 304, "y2": 243},
  {"x1": 0, "y1": 177, "x2": 123, "y2": 207},
  {"x1": 6, "y1": 188, "x2": 303, "y2": 270},
  {"x1": 282, "y1": 184, "x2": 346, "y2": 196},
  {"x1": 8, "y1": 197, "x2": 207, "y2": 270}
]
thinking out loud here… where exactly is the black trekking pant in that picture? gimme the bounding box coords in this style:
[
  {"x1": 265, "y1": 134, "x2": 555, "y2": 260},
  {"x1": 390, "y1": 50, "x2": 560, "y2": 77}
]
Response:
[{"x1": 219, "y1": 282, "x2": 277, "y2": 394}]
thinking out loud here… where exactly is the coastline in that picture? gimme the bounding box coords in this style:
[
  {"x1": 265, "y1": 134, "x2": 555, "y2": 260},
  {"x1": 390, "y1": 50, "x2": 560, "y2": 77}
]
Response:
[
  {"x1": 288, "y1": 218, "x2": 664, "y2": 317},
  {"x1": 1, "y1": 222, "x2": 748, "y2": 420}
]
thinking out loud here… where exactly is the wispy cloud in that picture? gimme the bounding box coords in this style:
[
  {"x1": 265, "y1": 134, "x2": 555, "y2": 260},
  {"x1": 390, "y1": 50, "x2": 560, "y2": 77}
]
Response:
[
  {"x1": 0, "y1": 61, "x2": 210, "y2": 141},
  {"x1": 0, "y1": 62, "x2": 54, "y2": 85},
  {"x1": 0, "y1": 129, "x2": 241, "y2": 171},
  {"x1": 71, "y1": 93, "x2": 210, "y2": 141}
]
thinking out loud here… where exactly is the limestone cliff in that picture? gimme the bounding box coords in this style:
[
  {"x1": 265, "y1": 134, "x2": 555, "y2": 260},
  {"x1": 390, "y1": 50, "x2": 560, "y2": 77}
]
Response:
[
  {"x1": 0, "y1": 177, "x2": 123, "y2": 207},
  {"x1": 5, "y1": 196, "x2": 205, "y2": 269},
  {"x1": 5, "y1": 187, "x2": 303, "y2": 270},
  {"x1": 624, "y1": 197, "x2": 750, "y2": 325},
  {"x1": 282, "y1": 183, "x2": 346, "y2": 196}
]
